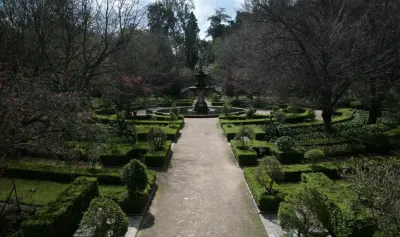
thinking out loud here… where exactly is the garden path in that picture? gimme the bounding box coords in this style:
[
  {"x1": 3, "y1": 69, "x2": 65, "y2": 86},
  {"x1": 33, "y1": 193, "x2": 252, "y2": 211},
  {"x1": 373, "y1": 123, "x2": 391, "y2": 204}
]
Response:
[{"x1": 137, "y1": 118, "x2": 267, "y2": 237}]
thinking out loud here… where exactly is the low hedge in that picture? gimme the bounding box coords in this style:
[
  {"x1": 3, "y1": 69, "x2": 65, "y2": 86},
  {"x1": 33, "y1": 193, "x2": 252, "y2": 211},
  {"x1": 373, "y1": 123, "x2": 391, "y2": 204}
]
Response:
[
  {"x1": 231, "y1": 142, "x2": 258, "y2": 166},
  {"x1": 243, "y1": 168, "x2": 285, "y2": 212},
  {"x1": 222, "y1": 125, "x2": 265, "y2": 141},
  {"x1": 282, "y1": 163, "x2": 341, "y2": 182},
  {"x1": 137, "y1": 126, "x2": 180, "y2": 141},
  {"x1": 272, "y1": 148, "x2": 304, "y2": 164},
  {"x1": 4, "y1": 159, "x2": 122, "y2": 185},
  {"x1": 144, "y1": 142, "x2": 172, "y2": 167},
  {"x1": 102, "y1": 171, "x2": 156, "y2": 214},
  {"x1": 100, "y1": 142, "x2": 149, "y2": 166},
  {"x1": 21, "y1": 177, "x2": 99, "y2": 237}
]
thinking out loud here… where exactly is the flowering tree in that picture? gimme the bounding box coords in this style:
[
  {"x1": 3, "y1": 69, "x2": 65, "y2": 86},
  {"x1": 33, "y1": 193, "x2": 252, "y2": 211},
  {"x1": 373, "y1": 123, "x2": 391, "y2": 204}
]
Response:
[{"x1": 0, "y1": 65, "x2": 98, "y2": 158}]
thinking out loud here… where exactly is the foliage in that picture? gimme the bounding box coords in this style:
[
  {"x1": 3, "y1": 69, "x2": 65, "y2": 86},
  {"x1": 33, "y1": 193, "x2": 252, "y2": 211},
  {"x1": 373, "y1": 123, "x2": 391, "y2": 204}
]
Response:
[
  {"x1": 246, "y1": 106, "x2": 257, "y2": 119},
  {"x1": 79, "y1": 197, "x2": 129, "y2": 237},
  {"x1": 235, "y1": 125, "x2": 255, "y2": 149},
  {"x1": 221, "y1": 100, "x2": 233, "y2": 117},
  {"x1": 115, "y1": 112, "x2": 137, "y2": 143},
  {"x1": 275, "y1": 136, "x2": 294, "y2": 151},
  {"x1": 274, "y1": 111, "x2": 286, "y2": 125},
  {"x1": 170, "y1": 102, "x2": 180, "y2": 116},
  {"x1": 120, "y1": 160, "x2": 149, "y2": 198},
  {"x1": 147, "y1": 126, "x2": 167, "y2": 151},
  {"x1": 278, "y1": 173, "x2": 333, "y2": 237},
  {"x1": 346, "y1": 158, "x2": 400, "y2": 236},
  {"x1": 20, "y1": 177, "x2": 99, "y2": 237},
  {"x1": 304, "y1": 149, "x2": 325, "y2": 166},
  {"x1": 255, "y1": 156, "x2": 284, "y2": 194},
  {"x1": 168, "y1": 112, "x2": 178, "y2": 127},
  {"x1": 206, "y1": 8, "x2": 232, "y2": 40}
]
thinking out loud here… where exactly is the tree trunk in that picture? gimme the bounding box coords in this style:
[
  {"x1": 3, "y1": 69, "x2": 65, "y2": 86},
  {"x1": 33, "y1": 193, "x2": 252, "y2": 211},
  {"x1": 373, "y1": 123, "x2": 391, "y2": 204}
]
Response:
[{"x1": 322, "y1": 104, "x2": 333, "y2": 134}]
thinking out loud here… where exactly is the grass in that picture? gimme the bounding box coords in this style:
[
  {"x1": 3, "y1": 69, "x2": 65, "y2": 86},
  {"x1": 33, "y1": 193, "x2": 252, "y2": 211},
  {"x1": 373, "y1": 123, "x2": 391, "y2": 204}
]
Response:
[{"x1": 0, "y1": 178, "x2": 125, "y2": 206}]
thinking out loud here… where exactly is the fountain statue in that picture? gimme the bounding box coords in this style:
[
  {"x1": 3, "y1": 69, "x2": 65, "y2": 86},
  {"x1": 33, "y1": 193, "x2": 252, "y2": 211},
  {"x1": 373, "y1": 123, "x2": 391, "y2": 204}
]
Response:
[{"x1": 189, "y1": 70, "x2": 212, "y2": 112}]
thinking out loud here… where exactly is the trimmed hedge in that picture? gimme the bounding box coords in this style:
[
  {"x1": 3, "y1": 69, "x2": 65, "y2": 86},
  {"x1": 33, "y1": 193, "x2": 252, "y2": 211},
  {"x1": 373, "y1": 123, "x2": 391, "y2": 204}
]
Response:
[
  {"x1": 102, "y1": 171, "x2": 156, "y2": 214},
  {"x1": 222, "y1": 125, "x2": 265, "y2": 141},
  {"x1": 21, "y1": 177, "x2": 99, "y2": 237},
  {"x1": 137, "y1": 126, "x2": 180, "y2": 141},
  {"x1": 231, "y1": 143, "x2": 258, "y2": 166},
  {"x1": 282, "y1": 163, "x2": 341, "y2": 182},
  {"x1": 272, "y1": 149, "x2": 304, "y2": 164},
  {"x1": 144, "y1": 142, "x2": 172, "y2": 167},
  {"x1": 100, "y1": 142, "x2": 149, "y2": 166},
  {"x1": 244, "y1": 168, "x2": 284, "y2": 212},
  {"x1": 4, "y1": 159, "x2": 122, "y2": 185}
]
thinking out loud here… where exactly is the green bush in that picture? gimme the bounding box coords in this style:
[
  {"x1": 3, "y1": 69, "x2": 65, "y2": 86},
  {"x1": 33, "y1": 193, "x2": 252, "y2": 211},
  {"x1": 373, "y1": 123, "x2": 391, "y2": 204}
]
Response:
[
  {"x1": 274, "y1": 150, "x2": 304, "y2": 164},
  {"x1": 283, "y1": 163, "x2": 341, "y2": 182},
  {"x1": 235, "y1": 125, "x2": 255, "y2": 149},
  {"x1": 304, "y1": 149, "x2": 325, "y2": 165},
  {"x1": 21, "y1": 177, "x2": 99, "y2": 237},
  {"x1": 246, "y1": 107, "x2": 257, "y2": 119},
  {"x1": 121, "y1": 160, "x2": 149, "y2": 198},
  {"x1": 147, "y1": 126, "x2": 167, "y2": 151},
  {"x1": 275, "y1": 136, "x2": 294, "y2": 151},
  {"x1": 170, "y1": 102, "x2": 179, "y2": 116},
  {"x1": 79, "y1": 197, "x2": 128, "y2": 237}
]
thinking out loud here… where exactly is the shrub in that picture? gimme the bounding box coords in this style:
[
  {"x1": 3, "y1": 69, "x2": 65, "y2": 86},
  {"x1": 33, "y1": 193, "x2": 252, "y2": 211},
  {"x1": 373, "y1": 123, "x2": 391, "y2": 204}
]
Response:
[
  {"x1": 263, "y1": 124, "x2": 278, "y2": 142},
  {"x1": 115, "y1": 112, "x2": 137, "y2": 143},
  {"x1": 120, "y1": 160, "x2": 149, "y2": 198},
  {"x1": 246, "y1": 107, "x2": 257, "y2": 119},
  {"x1": 21, "y1": 177, "x2": 99, "y2": 237},
  {"x1": 235, "y1": 126, "x2": 255, "y2": 149},
  {"x1": 304, "y1": 149, "x2": 325, "y2": 166},
  {"x1": 275, "y1": 111, "x2": 286, "y2": 124},
  {"x1": 222, "y1": 100, "x2": 232, "y2": 117},
  {"x1": 170, "y1": 102, "x2": 179, "y2": 116},
  {"x1": 79, "y1": 197, "x2": 129, "y2": 237},
  {"x1": 147, "y1": 126, "x2": 167, "y2": 151},
  {"x1": 168, "y1": 112, "x2": 178, "y2": 127},
  {"x1": 275, "y1": 136, "x2": 294, "y2": 151},
  {"x1": 255, "y1": 156, "x2": 284, "y2": 194}
]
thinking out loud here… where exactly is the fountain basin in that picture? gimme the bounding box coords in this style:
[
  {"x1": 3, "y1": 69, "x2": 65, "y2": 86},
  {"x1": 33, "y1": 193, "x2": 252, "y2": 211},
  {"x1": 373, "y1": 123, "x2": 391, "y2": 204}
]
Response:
[{"x1": 154, "y1": 106, "x2": 246, "y2": 118}]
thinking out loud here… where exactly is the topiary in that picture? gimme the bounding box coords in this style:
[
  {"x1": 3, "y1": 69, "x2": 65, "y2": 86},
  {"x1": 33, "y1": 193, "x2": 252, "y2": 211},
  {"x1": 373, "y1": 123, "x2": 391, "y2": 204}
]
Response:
[
  {"x1": 120, "y1": 160, "x2": 149, "y2": 197},
  {"x1": 168, "y1": 112, "x2": 178, "y2": 128},
  {"x1": 304, "y1": 149, "x2": 325, "y2": 166},
  {"x1": 235, "y1": 125, "x2": 255, "y2": 149},
  {"x1": 79, "y1": 197, "x2": 129, "y2": 237},
  {"x1": 222, "y1": 100, "x2": 232, "y2": 117},
  {"x1": 275, "y1": 136, "x2": 294, "y2": 151},
  {"x1": 147, "y1": 126, "x2": 166, "y2": 151}
]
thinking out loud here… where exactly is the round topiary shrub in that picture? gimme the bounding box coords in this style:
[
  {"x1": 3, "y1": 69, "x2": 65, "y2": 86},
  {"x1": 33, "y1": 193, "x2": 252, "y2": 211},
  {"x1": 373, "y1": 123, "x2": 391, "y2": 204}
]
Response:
[
  {"x1": 275, "y1": 136, "x2": 294, "y2": 151},
  {"x1": 79, "y1": 197, "x2": 129, "y2": 237},
  {"x1": 304, "y1": 149, "x2": 325, "y2": 165},
  {"x1": 121, "y1": 160, "x2": 149, "y2": 197}
]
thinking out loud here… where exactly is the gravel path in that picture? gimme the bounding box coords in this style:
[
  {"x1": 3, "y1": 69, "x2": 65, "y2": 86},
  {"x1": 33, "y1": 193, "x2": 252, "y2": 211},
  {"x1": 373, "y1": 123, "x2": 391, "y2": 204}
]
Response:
[{"x1": 137, "y1": 118, "x2": 267, "y2": 237}]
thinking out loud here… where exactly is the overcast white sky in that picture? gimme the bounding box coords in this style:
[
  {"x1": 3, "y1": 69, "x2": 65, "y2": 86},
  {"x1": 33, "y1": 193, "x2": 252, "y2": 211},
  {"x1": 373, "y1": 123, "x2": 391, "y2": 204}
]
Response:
[{"x1": 147, "y1": 0, "x2": 245, "y2": 39}]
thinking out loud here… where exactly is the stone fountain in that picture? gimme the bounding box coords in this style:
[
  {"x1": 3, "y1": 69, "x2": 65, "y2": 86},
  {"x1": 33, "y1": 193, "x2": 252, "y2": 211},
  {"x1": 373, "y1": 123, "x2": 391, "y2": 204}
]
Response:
[{"x1": 189, "y1": 70, "x2": 213, "y2": 112}]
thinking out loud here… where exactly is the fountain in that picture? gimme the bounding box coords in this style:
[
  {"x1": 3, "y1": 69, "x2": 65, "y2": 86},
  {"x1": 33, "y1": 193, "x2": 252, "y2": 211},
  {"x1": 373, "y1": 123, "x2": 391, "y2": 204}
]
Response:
[
  {"x1": 154, "y1": 71, "x2": 246, "y2": 117},
  {"x1": 190, "y1": 70, "x2": 212, "y2": 112}
]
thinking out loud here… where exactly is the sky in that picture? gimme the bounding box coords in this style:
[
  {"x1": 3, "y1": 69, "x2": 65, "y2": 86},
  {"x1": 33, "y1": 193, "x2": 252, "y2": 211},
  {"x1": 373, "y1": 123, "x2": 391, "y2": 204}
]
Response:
[{"x1": 148, "y1": 0, "x2": 245, "y2": 39}]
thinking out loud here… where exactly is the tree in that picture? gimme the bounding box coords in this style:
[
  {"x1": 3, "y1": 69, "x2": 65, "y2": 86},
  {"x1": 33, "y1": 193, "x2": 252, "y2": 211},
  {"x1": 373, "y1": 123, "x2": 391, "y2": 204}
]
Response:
[
  {"x1": 206, "y1": 8, "x2": 232, "y2": 40},
  {"x1": 255, "y1": 156, "x2": 284, "y2": 194},
  {"x1": 79, "y1": 197, "x2": 129, "y2": 237},
  {"x1": 147, "y1": 2, "x2": 175, "y2": 35},
  {"x1": 346, "y1": 158, "x2": 400, "y2": 236},
  {"x1": 242, "y1": 0, "x2": 367, "y2": 133},
  {"x1": 235, "y1": 125, "x2": 255, "y2": 149},
  {"x1": 183, "y1": 12, "x2": 199, "y2": 71},
  {"x1": 0, "y1": 65, "x2": 99, "y2": 158}
]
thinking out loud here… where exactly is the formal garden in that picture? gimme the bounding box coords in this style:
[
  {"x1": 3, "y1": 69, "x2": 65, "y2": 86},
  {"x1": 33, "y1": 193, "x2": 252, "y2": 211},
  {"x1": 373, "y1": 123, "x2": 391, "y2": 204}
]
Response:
[{"x1": 1, "y1": 0, "x2": 400, "y2": 236}]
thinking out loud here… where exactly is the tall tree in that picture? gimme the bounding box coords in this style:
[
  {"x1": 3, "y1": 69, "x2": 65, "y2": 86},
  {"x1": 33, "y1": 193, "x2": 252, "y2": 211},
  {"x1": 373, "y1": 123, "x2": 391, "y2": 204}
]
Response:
[
  {"x1": 183, "y1": 12, "x2": 199, "y2": 70},
  {"x1": 206, "y1": 8, "x2": 232, "y2": 40}
]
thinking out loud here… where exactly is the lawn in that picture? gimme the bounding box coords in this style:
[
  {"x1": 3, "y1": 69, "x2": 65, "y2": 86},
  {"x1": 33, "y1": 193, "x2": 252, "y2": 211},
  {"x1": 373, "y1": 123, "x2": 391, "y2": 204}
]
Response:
[{"x1": 0, "y1": 178, "x2": 125, "y2": 206}]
